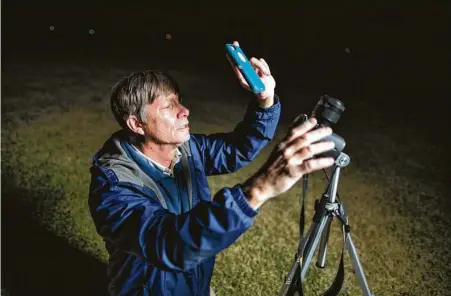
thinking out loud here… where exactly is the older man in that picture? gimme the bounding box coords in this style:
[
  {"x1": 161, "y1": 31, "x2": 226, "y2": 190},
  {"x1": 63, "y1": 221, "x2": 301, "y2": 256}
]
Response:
[{"x1": 88, "y1": 41, "x2": 335, "y2": 295}]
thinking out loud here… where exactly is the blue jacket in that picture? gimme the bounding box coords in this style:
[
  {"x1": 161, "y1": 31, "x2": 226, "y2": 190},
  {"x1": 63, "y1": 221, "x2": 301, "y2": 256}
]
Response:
[{"x1": 88, "y1": 96, "x2": 281, "y2": 295}]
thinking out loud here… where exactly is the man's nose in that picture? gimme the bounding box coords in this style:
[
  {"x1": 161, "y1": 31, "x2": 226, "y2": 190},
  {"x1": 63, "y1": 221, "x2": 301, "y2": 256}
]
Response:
[{"x1": 178, "y1": 105, "x2": 190, "y2": 118}]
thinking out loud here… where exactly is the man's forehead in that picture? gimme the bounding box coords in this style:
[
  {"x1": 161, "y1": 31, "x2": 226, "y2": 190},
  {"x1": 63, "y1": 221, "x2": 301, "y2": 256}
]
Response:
[
  {"x1": 148, "y1": 92, "x2": 175, "y2": 106},
  {"x1": 157, "y1": 92, "x2": 178, "y2": 101}
]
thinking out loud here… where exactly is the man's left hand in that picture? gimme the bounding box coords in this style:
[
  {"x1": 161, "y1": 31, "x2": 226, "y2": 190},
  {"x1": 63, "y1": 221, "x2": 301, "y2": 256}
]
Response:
[{"x1": 227, "y1": 41, "x2": 276, "y2": 108}]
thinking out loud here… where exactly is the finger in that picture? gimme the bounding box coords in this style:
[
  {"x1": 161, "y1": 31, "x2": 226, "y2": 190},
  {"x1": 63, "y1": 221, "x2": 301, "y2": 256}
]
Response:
[
  {"x1": 233, "y1": 40, "x2": 240, "y2": 47},
  {"x1": 249, "y1": 57, "x2": 270, "y2": 76},
  {"x1": 285, "y1": 138, "x2": 334, "y2": 162},
  {"x1": 285, "y1": 117, "x2": 318, "y2": 143},
  {"x1": 300, "y1": 157, "x2": 335, "y2": 174},
  {"x1": 288, "y1": 141, "x2": 335, "y2": 165},
  {"x1": 287, "y1": 126, "x2": 333, "y2": 153},
  {"x1": 302, "y1": 126, "x2": 333, "y2": 145},
  {"x1": 259, "y1": 58, "x2": 271, "y2": 75},
  {"x1": 282, "y1": 126, "x2": 332, "y2": 159}
]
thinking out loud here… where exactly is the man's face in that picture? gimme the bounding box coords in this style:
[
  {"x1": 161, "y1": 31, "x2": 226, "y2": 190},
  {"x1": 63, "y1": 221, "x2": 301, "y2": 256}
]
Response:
[{"x1": 142, "y1": 92, "x2": 190, "y2": 145}]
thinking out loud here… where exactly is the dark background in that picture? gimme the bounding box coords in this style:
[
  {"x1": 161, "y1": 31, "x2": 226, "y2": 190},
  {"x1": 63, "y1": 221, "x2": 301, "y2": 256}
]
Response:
[
  {"x1": 3, "y1": 1, "x2": 451, "y2": 141},
  {"x1": 2, "y1": 0, "x2": 450, "y2": 295},
  {"x1": 4, "y1": 0, "x2": 450, "y2": 100}
]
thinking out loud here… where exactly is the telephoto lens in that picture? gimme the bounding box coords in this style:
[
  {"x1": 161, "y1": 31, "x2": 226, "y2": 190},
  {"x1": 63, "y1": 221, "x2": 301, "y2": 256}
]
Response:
[
  {"x1": 311, "y1": 95, "x2": 346, "y2": 158},
  {"x1": 311, "y1": 95, "x2": 345, "y2": 127}
]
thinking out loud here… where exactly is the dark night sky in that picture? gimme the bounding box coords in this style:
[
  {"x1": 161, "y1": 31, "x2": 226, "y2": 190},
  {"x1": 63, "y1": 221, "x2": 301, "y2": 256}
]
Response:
[
  {"x1": 4, "y1": 1, "x2": 450, "y2": 88},
  {"x1": 3, "y1": 1, "x2": 451, "y2": 128}
]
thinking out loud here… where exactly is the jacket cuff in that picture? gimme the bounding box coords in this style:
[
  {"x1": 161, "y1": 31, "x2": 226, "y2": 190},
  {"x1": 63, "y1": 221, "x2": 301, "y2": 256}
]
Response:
[
  {"x1": 229, "y1": 184, "x2": 260, "y2": 218},
  {"x1": 246, "y1": 94, "x2": 281, "y2": 121}
]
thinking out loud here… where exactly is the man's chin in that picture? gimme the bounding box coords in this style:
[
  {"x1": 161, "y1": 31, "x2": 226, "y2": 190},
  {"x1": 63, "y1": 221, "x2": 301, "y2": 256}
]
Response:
[{"x1": 176, "y1": 133, "x2": 191, "y2": 145}]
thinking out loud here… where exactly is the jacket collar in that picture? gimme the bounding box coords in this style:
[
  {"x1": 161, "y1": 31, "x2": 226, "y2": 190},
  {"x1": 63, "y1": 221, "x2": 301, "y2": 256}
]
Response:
[
  {"x1": 129, "y1": 144, "x2": 182, "y2": 178},
  {"x1": 120, "y1": 139, "x2": 170, "y2": 183}
]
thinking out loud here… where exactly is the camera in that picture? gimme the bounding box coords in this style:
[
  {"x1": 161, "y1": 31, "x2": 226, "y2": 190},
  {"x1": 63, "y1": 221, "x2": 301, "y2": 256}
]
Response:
[
  {"x1": 313, "y1": 95, "x2": 346, "y2": 159},
  {"x1": 292, "y1": 95, "x2": 346, "y2": 159}
]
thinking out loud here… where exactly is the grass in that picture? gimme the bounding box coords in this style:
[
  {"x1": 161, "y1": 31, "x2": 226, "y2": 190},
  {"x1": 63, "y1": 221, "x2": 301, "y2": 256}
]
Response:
[{"x1": 2, "y1": 59, "x2": 450, "y2": 296}]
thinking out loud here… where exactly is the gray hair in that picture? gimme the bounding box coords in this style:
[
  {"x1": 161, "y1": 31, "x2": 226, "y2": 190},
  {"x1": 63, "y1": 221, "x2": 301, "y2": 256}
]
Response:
[{"x1": 110, "y1": 70, "x2": 180, "y2": 130}]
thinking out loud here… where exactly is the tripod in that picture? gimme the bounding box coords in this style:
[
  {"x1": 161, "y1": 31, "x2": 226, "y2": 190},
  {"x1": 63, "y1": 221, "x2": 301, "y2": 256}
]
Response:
[{"x1": 278, "y1": 152, "x2": 375, "y2": 296}]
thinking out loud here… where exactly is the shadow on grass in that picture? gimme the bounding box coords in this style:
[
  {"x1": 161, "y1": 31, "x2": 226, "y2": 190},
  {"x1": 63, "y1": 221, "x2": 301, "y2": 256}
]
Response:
[{"x1": 1, "y1": 174, "x2": 108, "y2": 296}]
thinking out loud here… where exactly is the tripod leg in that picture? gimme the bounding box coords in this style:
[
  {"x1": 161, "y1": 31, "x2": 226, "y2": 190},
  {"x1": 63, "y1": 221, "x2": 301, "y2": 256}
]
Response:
[
  {"x1": 316, "y1": 215, "x2": 333, "y2": 268},
  {"x1": 345, "y1": 232, "x2": 373, "y2": 296},
  {"x1": 278, "y1": 225, "x2": 316, "y2": 296},
  {"x1": 297, "y1": 224, "x2": 314, "y2": 255},
  {"x1": 300, "y1": 214, "x2": 329, "y2": 280}
]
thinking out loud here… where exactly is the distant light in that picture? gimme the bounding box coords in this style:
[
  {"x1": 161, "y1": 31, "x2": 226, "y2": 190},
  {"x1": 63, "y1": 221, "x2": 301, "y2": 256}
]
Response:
[
  {"x1": 345, "y1": 48, "x2": 350, "y2": 53},
  {"x1": 89, "y1": 29, "x2": 95, "y2": 35},
  {"x1": 49, "y1": 26, "x2": 55, "y2": 31},
  {"x1": 165, "y1": 33, "x2": 172, "y2": 40}
]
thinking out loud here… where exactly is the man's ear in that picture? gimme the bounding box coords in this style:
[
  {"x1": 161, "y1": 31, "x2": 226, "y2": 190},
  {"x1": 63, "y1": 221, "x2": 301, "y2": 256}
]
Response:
[{"x1": 126, "y1": 115, "x2": 145, "y2": 135}]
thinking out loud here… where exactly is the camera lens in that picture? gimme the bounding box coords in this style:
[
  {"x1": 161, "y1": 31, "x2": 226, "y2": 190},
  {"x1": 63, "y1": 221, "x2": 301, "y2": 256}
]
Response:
[{"x1": 312, "y1": 95, "x2": 345, "y2": 127}]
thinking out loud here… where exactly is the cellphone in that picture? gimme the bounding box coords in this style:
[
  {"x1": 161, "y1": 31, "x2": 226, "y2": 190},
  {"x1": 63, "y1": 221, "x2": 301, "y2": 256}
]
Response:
[{"x1": 225, "y1": 43, "x2": 265, "y2": 94}]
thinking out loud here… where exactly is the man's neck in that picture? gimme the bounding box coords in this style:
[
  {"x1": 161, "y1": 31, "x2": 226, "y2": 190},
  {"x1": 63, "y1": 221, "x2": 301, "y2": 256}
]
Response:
[{"x1": 136, "y1": 141, "x2": 178, "y2": 168}]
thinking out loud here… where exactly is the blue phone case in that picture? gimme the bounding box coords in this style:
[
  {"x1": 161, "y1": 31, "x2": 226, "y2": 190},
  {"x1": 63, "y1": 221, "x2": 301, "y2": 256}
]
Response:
[{"x1": 225, "y1": 44, "x2": 266, "y2": 94}]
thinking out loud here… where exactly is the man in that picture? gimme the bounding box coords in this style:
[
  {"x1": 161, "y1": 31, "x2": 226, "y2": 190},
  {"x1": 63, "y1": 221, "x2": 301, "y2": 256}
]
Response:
[{"x1": 88, "y1": 41, "x2": 335, "y2": 296}]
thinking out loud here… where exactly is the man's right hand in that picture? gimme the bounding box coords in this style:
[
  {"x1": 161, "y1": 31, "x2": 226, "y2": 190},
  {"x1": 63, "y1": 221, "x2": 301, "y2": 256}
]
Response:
[{"x1": 242, "y1": 117, "x2": 335, "y2": 210}]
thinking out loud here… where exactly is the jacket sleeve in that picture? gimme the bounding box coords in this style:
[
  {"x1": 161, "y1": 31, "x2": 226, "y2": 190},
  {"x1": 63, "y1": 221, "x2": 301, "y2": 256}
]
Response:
[
  {"x1": 89, "y1": 167, "x2": 258, "y2": 273},
  {"x1": 191, "y1": 95, "x2": 281, "y2": 176}
]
